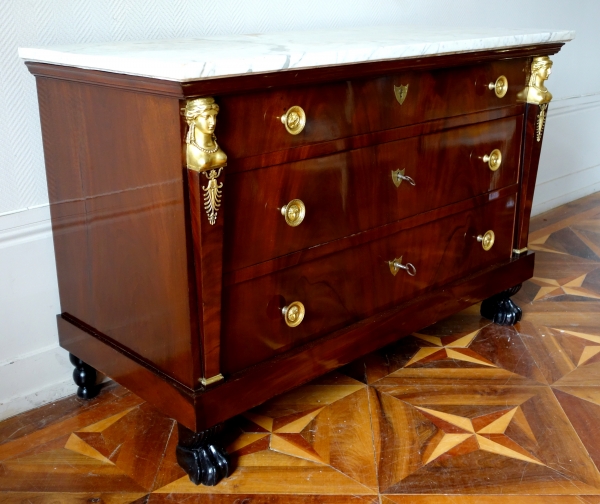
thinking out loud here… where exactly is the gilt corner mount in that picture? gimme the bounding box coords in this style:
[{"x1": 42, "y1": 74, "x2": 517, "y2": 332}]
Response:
[
  {"x1": 520, "y1": 56, "x2": 554, "y2": 142},
  {"x1": 182, "y1": 96, "x2": 228, "y2": 225}
]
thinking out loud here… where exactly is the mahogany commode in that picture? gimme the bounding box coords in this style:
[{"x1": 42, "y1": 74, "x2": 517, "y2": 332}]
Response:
[{"x1": 19, "y1": 27, "x2": 573, "y2": 485}]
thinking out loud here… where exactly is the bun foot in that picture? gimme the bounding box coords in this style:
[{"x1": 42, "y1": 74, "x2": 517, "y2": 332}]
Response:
[
  {"x1": 480, "y1": 284, "x2": 523, "y2": 326},
  {"x1": 69, "y1": 353, "x2": 99, "y2": 399},
  {"x1": 176, "y1": 423, "x2": 230, "y2": 486}
]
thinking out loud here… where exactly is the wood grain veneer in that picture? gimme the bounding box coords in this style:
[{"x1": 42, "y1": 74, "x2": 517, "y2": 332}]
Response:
[
  {"x1": 225, "y1": 116, "x2": 522, "y2": 270},
  {"x1": 222, "y1": 192, "x2": 517, "y2": 373},
  {"x1": 58, "y1": 251, "x2": 534, "y2": 430},
  {"x1": 216, "y1": 59, "x2": 529, "y2": 160},
  {"x1": 37, "y1": 76, "x2": 201, "y2": 388}
]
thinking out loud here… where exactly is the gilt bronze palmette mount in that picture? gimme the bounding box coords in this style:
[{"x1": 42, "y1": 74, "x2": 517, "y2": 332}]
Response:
[{"x1": 202, "y1": 168, "x2": 223, "y2": 226}]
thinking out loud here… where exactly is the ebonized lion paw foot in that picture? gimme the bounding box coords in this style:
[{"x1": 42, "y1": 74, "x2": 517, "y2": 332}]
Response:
[
  {"x1": 69, "y1": 353, "x2": 99, "y2": 399},
  {"x1": 480, "y1": 284, "x2": 523, "y2": 326},
  {"x1": 176, "y1": 423, "x2": 230, "y2": 486}
]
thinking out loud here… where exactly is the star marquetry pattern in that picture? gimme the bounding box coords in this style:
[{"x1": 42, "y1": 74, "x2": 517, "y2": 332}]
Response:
[
  {"x1": 529, "y1": 274, "x2": 600, "y2": 301},
  {"x1": 230, "y1": 408, "x2": 327, "y2": 464},
  {"x1": 529, "y1": 229, "x2": 600, "y2": 260},
  {"x1": 416, "y1": 406, "x2": 543, "y2": 466},
  {"x1": 551, "y1": 328, "x2": 600, "y2": 367},
  {"x1": 404, "y1": 330, "x2": 496, "y2": 368},
  {"x1": 64, "y1": 407, "x2": 137, "y2": 464},
  {"x1": 529, "y1": 234, "x2": 571, "y2": 256}
]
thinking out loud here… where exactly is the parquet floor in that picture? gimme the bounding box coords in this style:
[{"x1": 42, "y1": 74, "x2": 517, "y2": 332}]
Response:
[{"x1": 2, "y1": 193, "x2": 600, "y2": 503}]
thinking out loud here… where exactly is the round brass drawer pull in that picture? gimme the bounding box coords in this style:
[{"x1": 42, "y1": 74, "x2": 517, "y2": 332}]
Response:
[
  {"x1": 281, "y1": 199, "x2": 306, "y2": 227},
  {"x1": 388, "y1": 256, "x2": 417, "y2": 277},
  {"x1": 281, "y1": 106, "x2": 306, "y2": 135},
  {"x1": 477, "y1": 230, "x2": 496, "y2": 251},
  {"x1": 489, "y1": 75, "x2": 508, "y2": 98},
  {"x1": 483, "y1": 149, "x2": 502, "y2": 171},
  {"x1": 282, "y1": 301, "x2": 305, "y2": 327}
]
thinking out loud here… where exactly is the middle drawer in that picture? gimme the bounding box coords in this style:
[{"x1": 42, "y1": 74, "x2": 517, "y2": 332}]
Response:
[{"x1": 225, "y1": 115, "x2": 522, "y2": 271}]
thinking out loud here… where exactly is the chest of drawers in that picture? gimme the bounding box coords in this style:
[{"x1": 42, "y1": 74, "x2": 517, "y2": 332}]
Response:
[{"x1": 21, "y1": 27, "x2": 572, "y2": 485}]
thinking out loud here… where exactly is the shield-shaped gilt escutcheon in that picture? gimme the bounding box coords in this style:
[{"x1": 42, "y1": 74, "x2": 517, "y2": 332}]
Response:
[
  {"x1": 391, "y1": 168, "x2": 405, "y2": 188},
  {"x1": 394, "y1": 84, "x2": 409, "y2": 105}
]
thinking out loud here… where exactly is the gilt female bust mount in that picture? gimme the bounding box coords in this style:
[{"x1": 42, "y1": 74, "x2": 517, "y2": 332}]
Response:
[
  {"x1": 521, "y1": 56, "x2": 554, "y2": 105},
  {"x1": 182, "y1": 97, "x2": 228, "y2": 172}
]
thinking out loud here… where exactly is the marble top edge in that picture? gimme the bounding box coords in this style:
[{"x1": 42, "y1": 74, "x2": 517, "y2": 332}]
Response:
[{"x1": 19, "y1": 26, "x2": 575, "y2": 82}]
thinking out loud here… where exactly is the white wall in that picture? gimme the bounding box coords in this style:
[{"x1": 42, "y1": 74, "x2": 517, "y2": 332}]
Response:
[{"x1": 1, "y1": 0, "x2": 598, "y2": 420}]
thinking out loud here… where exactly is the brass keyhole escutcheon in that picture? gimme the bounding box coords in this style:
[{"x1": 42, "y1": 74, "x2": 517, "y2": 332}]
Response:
[
  {"x1": 391, "y1": 169, "x2": 416, "y2": 188},
  {"x1": 489, "y1": 75, "x2": 508, "y2": 98},
  {"x1": 282, "y1": 301, "x2": 305, "y2": 327},
  {"x1": 394, "y1": 83, "x2": 409, "y2": 105},
  {"x1": 477, "y1": 230, "x2": 496, "y2": 251},
  {"x1": 281, "y1": 199, "x2": 306, "y2": 227},
  {"x1": 388, "y1": 256, "x2": 417, "y2": 277},
  {"x1": 483, "y1": 149, "x2": 502, "y2": 171},
  {"x1": 281, "y1": 106, "x2": 306, "y2": 135}
]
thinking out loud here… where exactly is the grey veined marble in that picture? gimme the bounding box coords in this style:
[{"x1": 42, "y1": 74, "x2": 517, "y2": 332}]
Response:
[{"x1": 19, "y1": 26, "x2": 575, "y2": 82}]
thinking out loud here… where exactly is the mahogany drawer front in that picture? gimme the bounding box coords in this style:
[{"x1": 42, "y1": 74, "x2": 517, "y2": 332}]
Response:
[
  {"x1": 225, "y1": 115, "x2": 521, "y2": 271},
  {"x1": 216, "y1": 58, "x2": 528, "y2": 160},
  {"x1": 221, "y1": 192, "x2": 516, "y2": 374}
]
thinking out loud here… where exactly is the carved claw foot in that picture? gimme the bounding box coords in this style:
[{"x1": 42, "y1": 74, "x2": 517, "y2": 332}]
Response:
[
  {"x1": 69, "y1": 353, "x2": 99, "y2": 399},
  {"x1": 480, "y1": 284, "x2": 523, "y2": 326},
  {"x1": 176, "y1": 423, "x2": 230, "y2": 486}
]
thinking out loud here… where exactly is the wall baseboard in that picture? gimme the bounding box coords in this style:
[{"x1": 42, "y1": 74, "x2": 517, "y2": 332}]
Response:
[
  {"x1": 532, "y1": 164, "x2": 600, "y2": 216},
  {"x1": 532, "y1": 93, "x2": 600, "y2": 215},
  {"x1": 0, "y1": 344, "x2": 74, "y2": 421}
]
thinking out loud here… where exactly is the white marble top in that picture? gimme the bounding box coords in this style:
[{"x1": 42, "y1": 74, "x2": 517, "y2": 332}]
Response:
[{"x1": 19, "y1": 26, "x2": 574, "y2": 82}]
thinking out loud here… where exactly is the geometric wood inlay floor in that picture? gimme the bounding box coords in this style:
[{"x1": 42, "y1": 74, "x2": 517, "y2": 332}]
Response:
[{"x1": 2, "y1": 192, "x2": 600, "y2": 503}]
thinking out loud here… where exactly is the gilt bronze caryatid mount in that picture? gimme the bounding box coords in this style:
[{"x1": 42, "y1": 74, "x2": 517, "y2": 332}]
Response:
[
  {"x1": 182, "y1": 97, "x2": 228, "y2": 225},
  {"x1": 518, "y1": 56, "x2": 554, "y2": 142},
  {"x1": 523, "y1": 56, "x2": 553, "y2": 106}
]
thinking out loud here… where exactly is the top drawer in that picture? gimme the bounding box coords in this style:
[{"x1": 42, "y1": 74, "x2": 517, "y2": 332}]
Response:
[{"x1": 216, "y1": 59, "x2": 529, "y2": 160}]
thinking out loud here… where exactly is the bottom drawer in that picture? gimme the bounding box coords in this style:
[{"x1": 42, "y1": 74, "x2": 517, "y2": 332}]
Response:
[{"x1": 221, "y1": 192, "x2": 516, "y2": 374}]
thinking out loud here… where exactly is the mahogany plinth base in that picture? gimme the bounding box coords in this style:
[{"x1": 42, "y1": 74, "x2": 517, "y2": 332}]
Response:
[
  {"x1": 68, "y1": 353, "x2": 99, "y2": 400},
  {"x1": 176, "y1": 423, "x2": 230, "y2": 486},
  {"x1": 480, "y1": 284, "x2": 523, "y2": 326}
]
